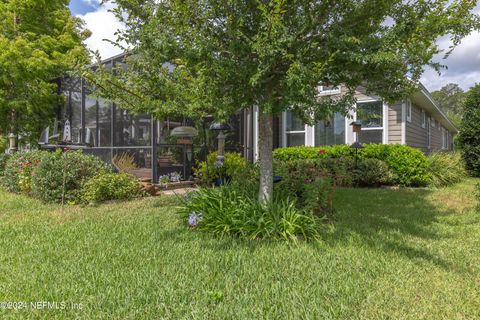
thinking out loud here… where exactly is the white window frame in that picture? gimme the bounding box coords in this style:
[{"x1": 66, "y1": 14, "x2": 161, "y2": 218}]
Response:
[
  {"x1": 406, "y1": 99, "x2": 412, "y2": 123},
  {"x1": 431, "y1": 117, "x2": 435, "y2": 128},
  {"x1": 441, "y1": 127, "x2": 447, "y2": 149},
  {"x1": 421, "y1": 109, "x2": 426, "y2": 128},
  {"x1": 355, "y1": 99, "x2": 387, "y2": 144},
  {"x1": 282, "y1": 110, "x2": 307, "y2": 147},
  {"x1": 318, "y1": 85, "x2": 341, "y2": 96}
]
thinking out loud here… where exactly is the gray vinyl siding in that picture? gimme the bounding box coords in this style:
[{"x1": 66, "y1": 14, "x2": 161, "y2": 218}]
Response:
[
  {"x1": 430, "y1": 118, "x2": 443, "y2": 151},
  {"x1": 388, "y1": 102, "x2": 402, "y2": 144},
  {"x1": 406, "y1": 103, "x2": 429, "y2": 153}
]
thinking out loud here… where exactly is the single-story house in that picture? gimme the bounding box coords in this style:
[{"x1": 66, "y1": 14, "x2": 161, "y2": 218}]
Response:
[{"x1": 41, "y1": 53, "x2": 456, "y2": 183}]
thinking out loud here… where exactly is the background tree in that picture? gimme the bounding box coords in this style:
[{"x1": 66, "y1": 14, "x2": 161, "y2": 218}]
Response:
[
  {"x1": 0, "y1": 0, "x2": 90, "y2": 147},
  {"x1": 101, "y1": 0, "x2": 478, "y2": 204},
  {"x1": 458, "y1": 83, "x2": 480, "y2": 176},
  {"x1": 431, "y1": 83, "x2": 466, "y2": 126}
]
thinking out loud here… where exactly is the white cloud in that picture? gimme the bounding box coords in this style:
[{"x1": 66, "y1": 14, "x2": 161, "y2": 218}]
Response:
[
  {"x1": 76, "y1": 3, "x2": 125, "y2": 60},
  {"x1": 421, "y1": 31, "x2": 480, "y2": 92}
]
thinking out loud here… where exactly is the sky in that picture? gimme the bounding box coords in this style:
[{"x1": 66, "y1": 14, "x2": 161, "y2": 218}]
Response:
[{"x1": 69, "y1": 0, "x2": 480, "y2": 92}]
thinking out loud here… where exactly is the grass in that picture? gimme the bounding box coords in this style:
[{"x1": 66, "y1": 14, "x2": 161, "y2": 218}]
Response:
[{"x1": 0, "y1": 180, "x2": 479, "y2": 319}]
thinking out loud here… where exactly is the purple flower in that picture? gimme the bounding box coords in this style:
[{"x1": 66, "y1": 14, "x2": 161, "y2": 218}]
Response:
[{"x1": 188, "y1": 212, "x2": 203, "y2": 228}]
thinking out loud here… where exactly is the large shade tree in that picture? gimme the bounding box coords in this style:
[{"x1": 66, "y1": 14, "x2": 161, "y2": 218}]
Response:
[
  {"x1": 0, "y1": 0, "x2": 89, "y2": 146},
  {"x1": 431, "y1": 83, "x2": 466, "y2": 127},
  {"x1": 100, "y1": 0, "x2": 478, "y2": 204}
]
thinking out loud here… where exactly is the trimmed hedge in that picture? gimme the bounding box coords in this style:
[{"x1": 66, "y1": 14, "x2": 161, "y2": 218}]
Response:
[{"x1": 273, "y1": 144, "x2": 430, "y2": 186}]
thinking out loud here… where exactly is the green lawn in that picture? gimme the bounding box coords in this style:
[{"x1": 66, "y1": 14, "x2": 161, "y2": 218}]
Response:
[{"x1": 0, "y1": 180, "x2": 479, "y2": 319}]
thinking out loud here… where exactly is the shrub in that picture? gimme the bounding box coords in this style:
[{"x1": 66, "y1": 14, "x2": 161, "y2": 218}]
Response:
[
  {"x1": 81, "y1": 172, "x2": 143, "y2": 204},
  {"x1": 183, "y1": 184, "x2": 321, "y2": 241},
  {"x1": 0, "y1": 153, "x2": 10, "y2": 175},
  {"x1": 31, "y1": 150, "x2": 111, "y2": 203},
  {"x1": 195, "y1": 152, "x2": 255, "y2": 184},
  {"x1": 0, "y1": 136, "x2": 7, "y2": 154},
  {"x1": 458, "y1": 84, "x2": 480, "y2": 176},
  {"x1": 273, "y1": 145, "x2": 353, "y2": 161},
  {"x1": 354, "y1": 158, "x2": 393, "y2": 187},
  {"x1": 376, "y1": 145, "x2": 429, "y2": 186},
  {"x1": 274, "y1": 157, "x2": 355, "y2": 189},
  {"x1": 1, "y1": 150, "x2": 49, "y2": 193},
  {"x1": 302, "y1": 178, "x2": 335, "y2": 219},
  {"x1": 427, "y1": 152, "x2": 467, "y2": 188},
  {"x1": 274, "y1": 144, "x2": 430, "y2": 187}
]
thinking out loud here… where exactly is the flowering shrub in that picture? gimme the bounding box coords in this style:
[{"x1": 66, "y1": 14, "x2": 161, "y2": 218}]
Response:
[
  {"x1": 31, "y1": 150, "x2": 111, "y2": 203},
  {"x1": 1, "y1": 150, "x2": 49, "y2": 193}
]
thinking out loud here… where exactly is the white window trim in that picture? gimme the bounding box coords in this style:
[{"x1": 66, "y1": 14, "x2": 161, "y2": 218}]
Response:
[
  {"x1": 432, "y1": 118, "x2": 436, "y2": 127},
  {"x1": 421, "y1": 109, "x2": 426, "y2": 129},
  {"x1": 282, "y1": 111, "x2": 308, "y2": 147},
  {"x1": 406, "y1": 99, "x2": 412, "y2": 122},
  {"x1": 401, "y1": 102, "x2": 406, "y2": 144},
  {"x1": 318, "y1": 85, "x2": 341, "y2": 96},
  {"x1": 356, "y1": 99, "x2": 387, "y2": 144}
]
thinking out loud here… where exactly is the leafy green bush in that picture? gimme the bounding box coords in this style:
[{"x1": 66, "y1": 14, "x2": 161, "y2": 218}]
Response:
[
  {"x1": 354, "y1": 158, "x2": 393, "y2": 187},
  {"x1": 81, "y1": 172, "x2": 143, "y2": 204},
  {"x1": 274, "y1": 144, "x2": 430, "y2": 186},
  {"x1": 273, "y1": 145, "x2": 353, "y2": 161},
  {"x1": 0, "y1": 153, "x2": 10, "y2": 175},
  {"x1": 1, "y1": 150, "x2": 49, "y2": 193},
  {"x1": 458, "y1": 84, "x2": 480, "y2": 176},
  {"x1": 0, "y1": 136, "x2": 7, "y2": 154},
  {"x1": 195, "y1": 152, "x2": 255, "y2": 184},
  {"x1": 427, "y1": 152, "x2": 467, "y2": 187},
  {"x1": 31, "y1": 150, "x2": 111, "y2": 203},
  {"x1": 184, "y1": 184, "x2": 321, "y2": 241},
  {"x1": 274, "y1": 157, "x2": 355, "y2": 189}
]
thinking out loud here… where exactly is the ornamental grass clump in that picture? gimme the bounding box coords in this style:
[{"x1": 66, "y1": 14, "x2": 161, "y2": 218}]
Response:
[{"x1": 427, "y1": 152, "x2": 467, "y2": 187}]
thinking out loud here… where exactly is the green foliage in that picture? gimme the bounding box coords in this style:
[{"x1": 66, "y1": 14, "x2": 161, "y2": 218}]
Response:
[
  {"x1": 274, "y1": 144, "x2": 429, "y2": 187},
  {"x1": 195, "y1": 152, "x2": 255, "y2": 184},
  {"x1": 458, "y1": 84, "x2": 480, "y2": 176},
  {"x1": 0, "y1": 0, "x2": 89, "y2": 143},
  {"x1": 354, "y1": 158, "x2": 394, "y2": 187},
  {"x1": 184, "y1": 184, "x2": 321, "y2": 241},
  {"x1": 0, "y1": 153, "x2": 10, "y2": 175},
  {"x1": 0, "y1": 136, "x2": 7, "y2": 154},
  {"x1": 379, "y1": 145, "x2": 429, "y2": 187},
  {"x1": 1, "y1": 150, "x2": 49, "y2": 193},
  {"x1": 31, "y1": 150, "x2": 111, "y2": 204},
  {"x1": 273, "y1": 145, "x2": 353, "y2": 161},
  {"x1": 431, "y1": 83, "x2": 466, "y2": 127},
  {"x1": 81, "y1": 172, "x2": 143, "y2": 204},
  {"x1": 427, "y1": 152, "x2": 467, "y2": 188},
  {"x1": 95, "y1": 0, "x2": 478, "y2": 204}
]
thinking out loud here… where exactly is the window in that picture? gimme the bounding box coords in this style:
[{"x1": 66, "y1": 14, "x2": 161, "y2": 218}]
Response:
[
  {"x1": 285, "y1": 110, "x2": 305, "y2": 146},
  {"x1": 318, "y1": 85, "x2": 340, "y2": 96},
  {"x1": 442, "y1": 127, "x2": 448, "y2": 149},
  {"x1": 421, "y1": 109, "x2": 426, "y2": 128},
  {"x1": 356, "y1": 100, "x2": 384, "y2": 144},
  {"x1": 406, "y1": 100, "x2": 412, "y2": 122},
  {"x1": 314, "y1": 112, "x2": 345, "y2": 146},
  {"x1": 431, "y1": 118, "x2": 435, "y2": 127}
]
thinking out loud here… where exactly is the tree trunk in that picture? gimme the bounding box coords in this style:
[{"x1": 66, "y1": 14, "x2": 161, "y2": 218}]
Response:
[{"x1": 257, "y1": 108, "x2": 273, "y2": 205}]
